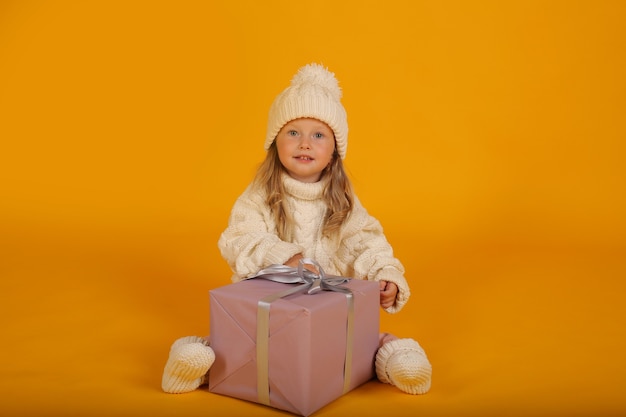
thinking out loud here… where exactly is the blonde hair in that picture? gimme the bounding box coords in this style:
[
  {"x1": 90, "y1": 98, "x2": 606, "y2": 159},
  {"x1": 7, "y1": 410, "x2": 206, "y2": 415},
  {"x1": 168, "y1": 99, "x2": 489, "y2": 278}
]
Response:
[{"x1": 253, "y1": 142, "x2": 354, "y2": 242}]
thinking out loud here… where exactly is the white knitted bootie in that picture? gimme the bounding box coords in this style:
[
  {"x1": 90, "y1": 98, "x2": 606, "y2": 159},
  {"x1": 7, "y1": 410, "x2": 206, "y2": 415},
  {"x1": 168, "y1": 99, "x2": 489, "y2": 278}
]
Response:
[
  {"x1": 375, "y1": 338, "x2": 432, "y2": 395},
  {"x1": 161, "y1": 336, "x2": 215, "y2": 394}
]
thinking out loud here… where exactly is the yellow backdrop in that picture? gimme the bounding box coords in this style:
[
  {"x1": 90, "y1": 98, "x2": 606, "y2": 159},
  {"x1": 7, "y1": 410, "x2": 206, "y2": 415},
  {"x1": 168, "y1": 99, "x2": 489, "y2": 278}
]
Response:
[{"x1": 1, "y1": 1, "x2": 625, "y2": 416}]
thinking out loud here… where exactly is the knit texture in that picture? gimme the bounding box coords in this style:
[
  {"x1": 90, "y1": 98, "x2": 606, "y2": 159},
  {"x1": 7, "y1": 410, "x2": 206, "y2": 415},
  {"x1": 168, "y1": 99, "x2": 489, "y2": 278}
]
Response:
[
  {"x1": 161, "y1": 336, "x2": 215, "y2": 394},
  {"x1": 265, "y1": 63, "x2": 348, "y2": 159},
  {"x1": 218, "y1": 173, "x2": 411, "y2": 313},
  {"x1": 375, "y1": 338, "x2": 432, "y2": 395}
]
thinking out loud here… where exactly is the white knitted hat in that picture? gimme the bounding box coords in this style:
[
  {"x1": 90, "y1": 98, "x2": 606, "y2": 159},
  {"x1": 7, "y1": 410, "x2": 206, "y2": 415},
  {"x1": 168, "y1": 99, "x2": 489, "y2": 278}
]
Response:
[{"x1": 265, "y1": 63, "x2": 348, "y2": 159}]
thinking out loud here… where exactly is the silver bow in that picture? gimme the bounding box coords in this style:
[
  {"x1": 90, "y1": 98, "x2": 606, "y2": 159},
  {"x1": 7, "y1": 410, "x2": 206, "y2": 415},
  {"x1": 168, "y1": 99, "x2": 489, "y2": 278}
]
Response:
[{"x1": 248, "y1": 258, "x2": 349, "y2": 294}]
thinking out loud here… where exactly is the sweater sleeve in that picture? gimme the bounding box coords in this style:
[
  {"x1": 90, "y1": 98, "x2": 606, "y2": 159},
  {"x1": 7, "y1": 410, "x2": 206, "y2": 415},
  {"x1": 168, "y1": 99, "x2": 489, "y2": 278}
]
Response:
[
  {"x1": 338, "y1": 196, "x2": 411, "y2": 314},
  {"x1": 217, "y1": 185, "x2": 304, "y2": 281}
]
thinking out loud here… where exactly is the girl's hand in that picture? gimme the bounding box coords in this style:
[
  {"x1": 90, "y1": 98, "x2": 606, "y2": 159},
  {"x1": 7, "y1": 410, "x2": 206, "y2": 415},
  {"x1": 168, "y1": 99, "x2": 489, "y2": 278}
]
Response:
[
  {"x1": 284, "y1": 254, "x2": 304, "y2": 268},
  {"x1": 379, "y1": 280, "x2": 398, "y2": 309},
  {"x1": 284, "y1": 254, "x2": 318, "y2": 274}
]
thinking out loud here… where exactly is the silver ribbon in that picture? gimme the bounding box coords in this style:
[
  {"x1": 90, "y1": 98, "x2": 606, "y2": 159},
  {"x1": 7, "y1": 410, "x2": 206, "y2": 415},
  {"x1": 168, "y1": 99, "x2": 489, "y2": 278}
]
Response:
[{"x1": 249, "y1": 258, "x2": 355, "y2": 406}]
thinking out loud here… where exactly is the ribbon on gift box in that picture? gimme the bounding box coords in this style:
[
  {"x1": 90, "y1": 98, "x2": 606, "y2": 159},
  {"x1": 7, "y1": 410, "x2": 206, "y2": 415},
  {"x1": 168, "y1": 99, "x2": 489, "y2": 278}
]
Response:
[{"x1": 246, "y1": 258, "x2": 355, "y2": 406}]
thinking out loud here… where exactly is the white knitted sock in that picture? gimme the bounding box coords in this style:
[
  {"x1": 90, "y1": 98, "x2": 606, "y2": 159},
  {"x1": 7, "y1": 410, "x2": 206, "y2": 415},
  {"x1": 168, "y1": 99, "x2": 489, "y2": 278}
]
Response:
[
  {"x1": 161, "y1": 336, "x2": 215, "y2": 394},
  {"x1": 375, "y1": 338, "x2": 432, "y2": 395},
  {"x1": 169, "y1": 335, "x2": 208, "y2": 352}
]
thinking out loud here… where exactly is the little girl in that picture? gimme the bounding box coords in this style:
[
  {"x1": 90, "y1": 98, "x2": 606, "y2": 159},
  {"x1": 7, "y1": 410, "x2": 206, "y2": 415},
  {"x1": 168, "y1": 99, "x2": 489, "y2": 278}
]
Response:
[{"x1": 162, "y1": 63, "x2": 432, "y2": 396}]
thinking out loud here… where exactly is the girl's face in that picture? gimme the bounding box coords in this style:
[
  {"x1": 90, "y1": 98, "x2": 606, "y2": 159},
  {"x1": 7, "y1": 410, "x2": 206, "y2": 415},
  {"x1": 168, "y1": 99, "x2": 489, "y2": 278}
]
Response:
[{"x1": 275, "y1": 118, "x2": 336, "y2": 183}]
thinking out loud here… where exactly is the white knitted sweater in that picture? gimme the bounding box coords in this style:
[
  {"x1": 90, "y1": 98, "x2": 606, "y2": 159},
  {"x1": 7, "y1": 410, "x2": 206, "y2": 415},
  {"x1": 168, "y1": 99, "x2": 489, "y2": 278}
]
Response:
[{"x1": 218, "y1": 174, "x2": 410, "y2": 313}]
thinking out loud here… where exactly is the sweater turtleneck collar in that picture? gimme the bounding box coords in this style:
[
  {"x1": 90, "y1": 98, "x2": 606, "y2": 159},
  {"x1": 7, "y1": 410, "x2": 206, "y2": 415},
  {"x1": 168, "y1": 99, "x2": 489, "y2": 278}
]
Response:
[{"x1": 282, "y1": 173, "x2": 327, "y2": 201}]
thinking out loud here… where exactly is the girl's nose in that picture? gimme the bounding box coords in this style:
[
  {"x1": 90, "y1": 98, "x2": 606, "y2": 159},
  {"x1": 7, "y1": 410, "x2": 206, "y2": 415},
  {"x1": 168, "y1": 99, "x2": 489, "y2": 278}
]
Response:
[{"x1": 299, "y1": 137, "x2": 312, "y2": 149}]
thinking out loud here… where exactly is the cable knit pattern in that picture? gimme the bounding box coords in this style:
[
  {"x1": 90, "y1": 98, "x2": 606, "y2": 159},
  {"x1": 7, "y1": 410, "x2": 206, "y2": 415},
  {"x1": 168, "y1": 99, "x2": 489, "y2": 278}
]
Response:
[{"x1": 218, "y1": 174, "x2": 411, "y2": 313}]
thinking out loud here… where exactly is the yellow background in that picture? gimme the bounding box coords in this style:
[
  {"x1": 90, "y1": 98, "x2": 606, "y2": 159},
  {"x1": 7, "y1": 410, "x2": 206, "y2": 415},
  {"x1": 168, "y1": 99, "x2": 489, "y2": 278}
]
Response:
[{"x1": 1, "y1": 1, "x2": 625, "y2": 416}]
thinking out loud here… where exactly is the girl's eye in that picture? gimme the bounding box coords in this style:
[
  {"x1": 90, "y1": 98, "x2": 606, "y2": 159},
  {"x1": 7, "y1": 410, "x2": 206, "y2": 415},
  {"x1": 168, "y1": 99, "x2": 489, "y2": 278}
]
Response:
[
  {"x1": 314, "y1": 132, "x2": 324, "y2": 139},
  {"x1": 288, "y1": 130, "x2": 298, "y2": 136}
]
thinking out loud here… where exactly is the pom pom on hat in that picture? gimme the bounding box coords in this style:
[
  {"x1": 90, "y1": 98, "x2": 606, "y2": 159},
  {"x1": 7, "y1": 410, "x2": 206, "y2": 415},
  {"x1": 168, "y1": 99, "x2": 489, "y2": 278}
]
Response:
[{"x1": 265, "y1": 63, "x2": 348, "y2": 159}]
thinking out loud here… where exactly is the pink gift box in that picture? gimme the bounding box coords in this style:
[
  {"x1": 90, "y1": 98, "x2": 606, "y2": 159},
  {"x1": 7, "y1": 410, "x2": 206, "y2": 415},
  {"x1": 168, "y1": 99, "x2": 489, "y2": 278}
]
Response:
[{"x1": 208, "y1": 277, "x2": 380, "y2": 416}]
